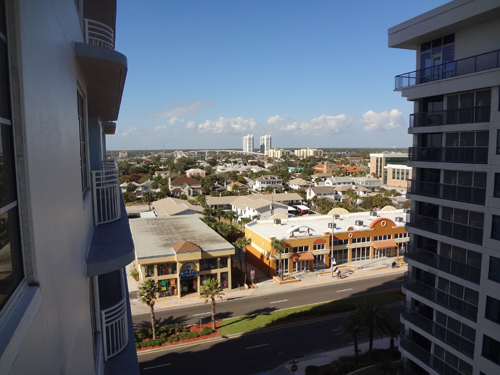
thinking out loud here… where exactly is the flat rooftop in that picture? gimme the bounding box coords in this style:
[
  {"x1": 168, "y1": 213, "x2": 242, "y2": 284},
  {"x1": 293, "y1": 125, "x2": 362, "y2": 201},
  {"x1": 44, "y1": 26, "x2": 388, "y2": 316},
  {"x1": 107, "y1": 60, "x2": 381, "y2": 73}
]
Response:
[
  {"x1": 247, "y1": 209, "x2": 407, "y2": 239},
  {"x1": 129, "y1": 215, "x2": 234, "y2": 260}
]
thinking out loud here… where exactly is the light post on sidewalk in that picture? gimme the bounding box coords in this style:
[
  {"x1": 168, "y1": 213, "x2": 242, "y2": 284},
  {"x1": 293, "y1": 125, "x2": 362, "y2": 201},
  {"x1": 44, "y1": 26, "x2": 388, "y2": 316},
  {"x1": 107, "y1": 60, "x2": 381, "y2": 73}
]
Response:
[{"x1": 330, "y1": 214, "x2": 336, "y2": 278}]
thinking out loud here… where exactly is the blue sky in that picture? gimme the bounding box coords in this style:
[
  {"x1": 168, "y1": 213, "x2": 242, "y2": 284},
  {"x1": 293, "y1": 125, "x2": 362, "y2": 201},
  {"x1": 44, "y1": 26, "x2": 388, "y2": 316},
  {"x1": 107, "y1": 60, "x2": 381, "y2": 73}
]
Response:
[{"x1": 109, "y1": 0, "x2": 449, "y2": 151}]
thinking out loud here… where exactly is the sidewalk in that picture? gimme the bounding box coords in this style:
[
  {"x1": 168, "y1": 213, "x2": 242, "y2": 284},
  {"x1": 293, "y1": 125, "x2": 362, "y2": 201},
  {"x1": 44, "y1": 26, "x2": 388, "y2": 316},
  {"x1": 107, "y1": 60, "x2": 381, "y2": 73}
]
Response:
[
  {"x1": 264, "y1": 337, "x2": 399, "y2": 375},
  {"x1": 128, "y1": 257, "x2": 406, "y2": 315}
]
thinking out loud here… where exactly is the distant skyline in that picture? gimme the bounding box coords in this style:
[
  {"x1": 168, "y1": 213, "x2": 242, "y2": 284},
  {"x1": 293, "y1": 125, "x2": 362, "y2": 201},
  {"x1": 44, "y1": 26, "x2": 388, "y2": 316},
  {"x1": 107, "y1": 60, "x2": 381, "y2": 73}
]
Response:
[{"x1": 109, "y1": 0, "x2": 450, "y2": 151}]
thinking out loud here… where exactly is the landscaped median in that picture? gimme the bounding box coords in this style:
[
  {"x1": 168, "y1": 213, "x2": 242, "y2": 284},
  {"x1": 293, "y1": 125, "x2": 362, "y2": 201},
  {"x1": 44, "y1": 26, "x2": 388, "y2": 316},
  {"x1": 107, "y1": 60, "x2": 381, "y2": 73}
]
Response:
[{"x1": 135, "y1": 290, "x2": 404, "y2": 351}]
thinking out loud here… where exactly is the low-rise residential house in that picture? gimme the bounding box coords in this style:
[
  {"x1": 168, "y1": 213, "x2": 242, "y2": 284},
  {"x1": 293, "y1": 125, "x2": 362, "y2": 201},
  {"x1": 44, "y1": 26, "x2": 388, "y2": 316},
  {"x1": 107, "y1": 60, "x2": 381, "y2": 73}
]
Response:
[
  {"x1": 228, "y1": 181, "x2": 249, "y2": 193},
  {"x1": 169, "y1": 177, "x2": 202, "y2": 197},
  {"x1": 353, "y1": 177, "x2": 381, "y2": 191},
  {"x1": 312, "y1": 172, "x2": 333, "y2": 184},
  {"x1": 186, "y1": 168, "x2": 206, "y2": 178},
  {"x1": 139, "y1": 180, "x2": 159, "y2": 196},
  {"x1": 130, "y1": 216, "x2": 235, "y2": 297},
  {"x1": 119, "y1": 150, "x2": 128, "y2": 158},
  {"x1": 120, "y1": 181, "x2": 141, "y2": 194},
  {"x1": 152, "y1": 198, "x2": 203, "y2": 216},
  {"x1": 334, "y1": 185, "x2": 371, "y2": 204},
  {"x1": 347, "y1": 157, "x2": 364, "y2": 164},
  {"x1": 325, "y1": 176, "x2": 355, "y2": 188},
  {"x1": 206, "y1": 196, "x2": 236, "y2": 210},
  {"x1": 244, "y1": 209, "x2": 409, "y2": 276},
  {"x1": 254, "y1": 175, "x2": 283, "y2": 191},
  {"x1": 154, "y1": 170, "x2": 170, "y2": 179},
  {"x1": 231, "y1": 197, "x2": 288, "y2": 221},
  {"x1": 306, "y1": 186, "x2": 337, "y2": 201},
  {"x1": 288, "y1": 178, "x2": 311, "y2": 190},
  {"x1": 345, "y1": 166, "x2": 363, "y2": 175}
]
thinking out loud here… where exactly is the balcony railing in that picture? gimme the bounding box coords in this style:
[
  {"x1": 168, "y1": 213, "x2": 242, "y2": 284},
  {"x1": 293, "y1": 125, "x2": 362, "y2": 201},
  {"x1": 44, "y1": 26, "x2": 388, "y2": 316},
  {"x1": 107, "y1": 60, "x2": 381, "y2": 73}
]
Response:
[
  {"x1": 101, "y1": 270, "x2": 129, "y2": 360},
  {"x1": 400, "y1": 332, "x2": 468, "y2": 375},
  {"x1": 405, "y1": 246, "x2": 481, "y2": 284},
  {"x1": 407, "y1": 180, "x2": 486, "y2": 205},
  {"x1": 403, "y1": 277, "x2": 477, "y2": 322},
  {"x1": 92, "y1": 160, "x2": 121, "y2": 226},
  {"x1": 85, "y1": 18, "x2": 114, "y2": 49},
  {"x1": 410, "y1": 106, "x2": 490, "y2": 128},
  {"x1": 407, "y1": 213, "x2": 483, "y2": 245},
  {"x1": 401, "y1": 308, "x2": 475, "y2": 358},
  {"x1": 408, "y1": 147, "x2": 488, "y2": 164},
  {"x1": 395, "y1": 48, "x2": 500, "y2": 89}
]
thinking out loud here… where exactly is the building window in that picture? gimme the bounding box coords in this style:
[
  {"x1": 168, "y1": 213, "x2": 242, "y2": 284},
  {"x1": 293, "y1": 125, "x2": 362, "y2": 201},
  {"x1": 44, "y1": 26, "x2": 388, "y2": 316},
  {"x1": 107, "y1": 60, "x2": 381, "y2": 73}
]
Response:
[
  {"x1": 313, "y1": 243, "x2": 325, "y2": 250},
  {"x1": 497, "y1": 130, "x2": 500, "y2": 154},
  {"x1": 489, "y1": 256, "x2": 500, "y2": 283},
  {"x1": 200, "y1": 258, "x2": 217, "y2": 271},
  {"x1": 77, "y1": 90, "x2": 89, "y2": 194},
  {"x1": 494, "y1": 174, "x2": 500, "y2": 198},
  {"x1": 352, "y1": 237, "x2": 370, "y2": 243},
  {"x1": 0, "y1": 2, "x2": 24, "y2": 312},
  {"x1": 333, "y1": 239, "x2": 348, "y2": 246},
  {"x1": 374, "y1": 235, "x2": 392, "y2": 241},
  {"x1": 292, "y1": 245, "x2": 309, "y2": 253},
  {"x1": 482, "y1": 335, "x2": 500, "y2": 365},
  {"x1": 492, "y1": 215, "x2": 500, "y2": 241},
  {"x1": 351, "y1": 246, "x2": 370, "y2": 261},
  {"x1": 219, "y1": 257, "x2": 228, "y2": 269},
  {"x1": 485, "y1": 296, "x2": 500, "y2": 325}
]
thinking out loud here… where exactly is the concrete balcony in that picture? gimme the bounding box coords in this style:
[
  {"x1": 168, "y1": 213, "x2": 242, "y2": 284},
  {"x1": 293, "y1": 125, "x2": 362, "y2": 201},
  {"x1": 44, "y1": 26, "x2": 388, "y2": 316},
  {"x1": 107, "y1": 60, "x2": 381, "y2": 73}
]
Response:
[
  {"x1": 409, "y1": 106, "x2": 490, "y2": 129},
  {"x1": 92, "y1": 160, "x2": 121, "y2": 226},
  {"x1": 408, "y1": 147, "x2": 488, "y2": 165},
  {"x1": 407, "y1": 179, "x2": 486, "y2": 206}
]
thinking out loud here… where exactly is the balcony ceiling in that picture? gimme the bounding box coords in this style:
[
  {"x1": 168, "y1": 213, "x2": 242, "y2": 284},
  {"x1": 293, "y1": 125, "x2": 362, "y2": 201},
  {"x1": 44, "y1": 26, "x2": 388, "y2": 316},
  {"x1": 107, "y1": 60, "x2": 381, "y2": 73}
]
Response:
[{"x1": 75, "y1": 42, "x2": 127, "y2": 122}]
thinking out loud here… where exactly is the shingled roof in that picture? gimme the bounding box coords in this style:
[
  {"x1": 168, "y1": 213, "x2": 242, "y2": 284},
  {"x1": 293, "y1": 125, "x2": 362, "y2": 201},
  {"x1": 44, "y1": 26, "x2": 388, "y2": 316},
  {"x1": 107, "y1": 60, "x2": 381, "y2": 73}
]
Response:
[{"x1": 173, "y1": 241, "x2": 201, "y2": 253}]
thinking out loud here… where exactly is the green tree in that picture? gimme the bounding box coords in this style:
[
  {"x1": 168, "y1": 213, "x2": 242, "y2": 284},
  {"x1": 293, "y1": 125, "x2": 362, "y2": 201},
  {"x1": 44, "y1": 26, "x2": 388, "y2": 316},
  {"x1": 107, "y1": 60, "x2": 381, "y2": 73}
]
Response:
[
  {"x1": 142, "y1": 191, "x2": 154, "y2": 206},
  {"x1": 214, "y1": 208, "x2": 224, "y2": 221},
  {"x1": 345, "y1": 188, "x2": 358, "y2": 206},
  {"x1": 234, "y1": 237, "x2": 251, "y2": 284},
  {"x1": 200, "y1": 278, "x2": 224, "y2": 330},
  {"x1": 138, "y1": 279, "x2": 160, "y2": 339},
  {"x1": 354, "y1": 300, "x2": 394, "y2": 358},
  {"x1": 271, "y1": 238, "x2": 287, "y2": 281},
  {"x1": 126, "y1": 183, "x2": 137, "y2": 193},
  {"x1": 224, "y1": 210, "x2": 237, "y2": 225},
  {"x1": 339, "y1": 312, "x2": 364, "y2": 362}
]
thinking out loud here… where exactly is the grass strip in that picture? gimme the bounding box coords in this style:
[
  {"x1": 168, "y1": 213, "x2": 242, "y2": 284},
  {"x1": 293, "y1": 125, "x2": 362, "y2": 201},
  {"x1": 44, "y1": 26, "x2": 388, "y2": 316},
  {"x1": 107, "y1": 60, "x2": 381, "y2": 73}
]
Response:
[{"x1": 218, "y1": 291, "x2": 402, "y2": 336}]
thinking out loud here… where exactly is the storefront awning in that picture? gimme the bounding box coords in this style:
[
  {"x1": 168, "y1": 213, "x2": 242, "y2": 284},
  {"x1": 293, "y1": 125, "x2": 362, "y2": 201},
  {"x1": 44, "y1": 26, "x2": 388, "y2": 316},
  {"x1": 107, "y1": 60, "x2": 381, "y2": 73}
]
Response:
[
  {"x1": 291, "y1": 252, "x2": 314, "y2": 262},
  {"x1": 373, "y1": 240, "x2": 398, "y2": 249}
]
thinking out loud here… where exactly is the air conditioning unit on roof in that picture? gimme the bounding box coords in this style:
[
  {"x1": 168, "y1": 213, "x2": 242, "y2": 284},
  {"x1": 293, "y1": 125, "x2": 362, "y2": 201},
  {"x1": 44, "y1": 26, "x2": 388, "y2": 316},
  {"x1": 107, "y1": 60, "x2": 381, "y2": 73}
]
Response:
[
  {"x1": 370, "y1": 211, "x2": 377, "y2": 217},
  {"x1": 328, "y1": 222, "x2": 336, "y2": 229},
  {"x1": 355, "y1": 220, "x2": 363, "y2": 226},
  {"x1": 334, "y1": 214, "x2": 340, "y2": 220},
  {"x1": 395, "y1": 217, "x2": 403, "y2": 223},
  {"x1": 274, "y1": 219, "x2": 281, "y2": 225}
]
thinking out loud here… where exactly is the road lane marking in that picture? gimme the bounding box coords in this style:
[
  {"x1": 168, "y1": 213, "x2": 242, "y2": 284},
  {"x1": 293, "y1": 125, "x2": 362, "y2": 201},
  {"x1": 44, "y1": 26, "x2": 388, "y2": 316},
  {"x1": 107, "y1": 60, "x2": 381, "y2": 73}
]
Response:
[
  {"x1": 193, "y1": 312, "x2": 211, "y2": 316},
  {"x1": 270, "y1": 299, "x2": 288, "y2": 304},
  {"x1": 336, "y1": 288, "x2": 352, "y2": 293},
  {"x1": 246, "y1": 343, "x2": 269, "y2": 349},
  {"x1": 144, "y1": 363, "x2": 171, "y2": 370}
]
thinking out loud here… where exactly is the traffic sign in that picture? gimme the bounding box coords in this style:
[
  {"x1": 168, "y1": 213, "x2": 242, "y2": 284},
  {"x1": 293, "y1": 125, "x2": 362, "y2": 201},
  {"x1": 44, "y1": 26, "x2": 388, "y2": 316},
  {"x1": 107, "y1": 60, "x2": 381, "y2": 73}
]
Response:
[
  {"x1": 251, "y1": 270, "x2": 255, "y2": 275},
  {"x1": 290, "y1": 364, "x2": 298, "y2": 373}
]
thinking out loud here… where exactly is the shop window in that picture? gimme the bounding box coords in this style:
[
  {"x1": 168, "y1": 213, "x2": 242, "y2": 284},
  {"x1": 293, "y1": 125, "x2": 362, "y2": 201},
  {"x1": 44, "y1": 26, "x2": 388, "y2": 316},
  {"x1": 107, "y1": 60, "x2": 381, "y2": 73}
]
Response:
[
  {"x1": 157, "y1": 262, "x2": 177, "y2": 276},
  {"x1": 220, "y1": 257, "x2": 228, "y2": 268},
  {"x1": 200, "y1": 274, "x2": 216, "y2": 285},
  {"x1": 158, "y1": 279, "x2": 177, "y2": 297},
  {"x1": 145, "y1": 265, "x2": 154, "y2": 278},
  {"x1": 221, "y1": 272, "x2": 229, "y2": 289},
  {"x1": 200, "y1": 258, "x2": 217, "y2": 271},
  {"x1": 489, "y1": 256, "x2": 500, "y2": 283},
  {"x1": 482, "y1": 335, "x2": 500, "y2": 365},
  {"x1": 292, "y1": 245, "x2": 309, "y2": 253}
]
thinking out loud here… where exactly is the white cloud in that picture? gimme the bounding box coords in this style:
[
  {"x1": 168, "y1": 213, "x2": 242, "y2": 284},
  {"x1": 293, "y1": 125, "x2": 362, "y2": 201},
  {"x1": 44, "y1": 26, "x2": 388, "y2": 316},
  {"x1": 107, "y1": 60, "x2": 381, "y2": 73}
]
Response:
[
  {"x1": 196, "y1": 116, "x2": 257, "y2": 133},
  {"x1": 268, "y1": 114, "x2": 353, "y2": 135},
  {"x1": 151, "y1": 125, "x2": 167, "y2": 133},
  {"x1": 267, "y1": 114, "x2": 298, "y2": 131},
  {"x1": 186, "y1": 121, "x2": 197, "y2": 129},
  {"x1": 121, "y1": 127, "x2": 138, "y2": 137},
  {"x1": 169, "y1": 116, "x2": 185, "y2": 126},
  {"x1": 147, "y1": 101, "x2": 213, "y2": 119},
  {"x1": 361, "y1": 109, "x2": 405, "y2": 132}
]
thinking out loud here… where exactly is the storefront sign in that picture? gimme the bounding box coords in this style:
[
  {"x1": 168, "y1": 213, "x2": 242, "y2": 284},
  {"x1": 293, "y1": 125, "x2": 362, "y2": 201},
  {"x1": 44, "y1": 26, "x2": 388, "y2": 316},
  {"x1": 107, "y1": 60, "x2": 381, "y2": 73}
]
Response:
[{"x1": 179, "y1": 270, "x2": 199, "y2": 278}]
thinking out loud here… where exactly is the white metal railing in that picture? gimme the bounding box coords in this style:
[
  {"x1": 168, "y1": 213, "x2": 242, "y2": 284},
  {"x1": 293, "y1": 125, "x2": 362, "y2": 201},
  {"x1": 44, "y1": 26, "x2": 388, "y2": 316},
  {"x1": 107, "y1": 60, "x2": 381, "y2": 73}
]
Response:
[
  {"x1": 92, "y1": 160, "x2": 121, "y2": 226},
  {"x1": 85, "y1": 18, "x2": 114, "y2": 49},
  {"x1": 101, "y1": 271, "x2": 128, "y2": 361}
]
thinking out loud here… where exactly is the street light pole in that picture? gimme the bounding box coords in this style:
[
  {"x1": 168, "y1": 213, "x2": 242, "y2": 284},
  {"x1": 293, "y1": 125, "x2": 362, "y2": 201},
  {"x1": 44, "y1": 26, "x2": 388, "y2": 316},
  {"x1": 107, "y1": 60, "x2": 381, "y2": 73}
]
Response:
[{"x1": 331, "y1": 214, "x2": 335, "y2": 278}]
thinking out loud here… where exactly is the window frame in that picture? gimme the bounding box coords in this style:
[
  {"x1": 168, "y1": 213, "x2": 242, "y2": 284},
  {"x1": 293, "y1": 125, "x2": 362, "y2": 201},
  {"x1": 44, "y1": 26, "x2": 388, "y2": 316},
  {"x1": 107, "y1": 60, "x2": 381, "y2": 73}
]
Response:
[{"x1": 77, "y1": 88, "x2": 90, "y2": 196}]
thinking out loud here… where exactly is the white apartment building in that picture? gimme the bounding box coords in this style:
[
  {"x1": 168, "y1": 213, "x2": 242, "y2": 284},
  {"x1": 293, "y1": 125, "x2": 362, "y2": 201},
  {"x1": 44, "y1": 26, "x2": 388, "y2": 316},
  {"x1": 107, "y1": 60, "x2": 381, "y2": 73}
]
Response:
[
  {"x1": 243, "y1": 134, "x2": 254, "y2": 153},
  {"x1": 265, "y1": 148, "x2": 291, "y2": 158},
  {"x1": 0, "y1": 0, "x2": 137, "y2": 374},
  {"x1": 294, "y1": 148, "x2": 324, "y2": 158},
  {"x1": 260, "y1": 134, "x2": 272, "y2": 154},
  {"x1": 390, "y1": 1, "x2": 500, "y2": 374}
]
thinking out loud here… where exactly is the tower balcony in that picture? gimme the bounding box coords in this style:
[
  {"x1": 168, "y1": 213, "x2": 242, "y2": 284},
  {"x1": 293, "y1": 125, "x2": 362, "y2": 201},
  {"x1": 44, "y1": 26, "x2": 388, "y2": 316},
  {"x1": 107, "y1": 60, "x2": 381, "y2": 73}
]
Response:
[
  {"x1": 408, "y1": 147, "x2": 488, "y2": 165},
  {"x1": 407, "y1": 179, "x2": 486, "y2": 205},
  {"x1": 409, "y1": 106, "x2": 490, "y2": 128}
]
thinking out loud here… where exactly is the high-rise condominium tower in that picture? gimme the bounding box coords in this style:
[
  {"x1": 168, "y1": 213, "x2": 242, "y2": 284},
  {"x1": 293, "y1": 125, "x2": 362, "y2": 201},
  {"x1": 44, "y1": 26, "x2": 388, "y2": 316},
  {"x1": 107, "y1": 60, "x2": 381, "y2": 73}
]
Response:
[
  {"x1": 260, "y1": 134, "x2": 272, "y2": 154},
  {"x1": 243, "y1": 134, "x2": 254, "y2": 153},
  {"x1": 390, "y1": 1, "x2": 500, "y2": 374}
]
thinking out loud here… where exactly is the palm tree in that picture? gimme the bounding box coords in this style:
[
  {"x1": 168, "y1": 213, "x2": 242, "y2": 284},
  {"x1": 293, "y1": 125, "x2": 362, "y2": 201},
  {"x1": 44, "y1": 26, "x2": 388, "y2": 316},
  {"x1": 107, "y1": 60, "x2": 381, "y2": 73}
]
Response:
[
  {"x1": 339, "y1": 312, "x2": 364, "y2": 362},
  {"x1": 224, "y1": 210, "x2": 237, "y2": 226},
  {"x1": 138, "y1": 279, "x2": 160, "y2": 339},
  {"x1": 200, "y1": 278, "x2": 224, "y2": 329},
  {"x1": 271, "y1": 238, "x2": 287, "y2": 281},
  {"x1": 345, "y1": 188, "x2": 358, "y2": 206},
  {"x1": 354, "y1": 300, "x2": 394, "y2": 358},
  {"x1": 214, "y1": 208, "x2": 224, "y2": 221},
  {"x1": 235, "y1": 237, "x2": 251, "y2": 284}
]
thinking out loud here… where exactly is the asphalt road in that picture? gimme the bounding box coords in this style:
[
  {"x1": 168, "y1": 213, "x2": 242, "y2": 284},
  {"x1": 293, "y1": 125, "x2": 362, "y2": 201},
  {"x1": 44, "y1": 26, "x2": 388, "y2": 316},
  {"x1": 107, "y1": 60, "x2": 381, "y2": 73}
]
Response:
[
  {"x1": 133, "y1": 273, "x2": 403, "y2": 328},
  {"x1": 137, "y1": 303, "x2": 404, "y2": 375}
]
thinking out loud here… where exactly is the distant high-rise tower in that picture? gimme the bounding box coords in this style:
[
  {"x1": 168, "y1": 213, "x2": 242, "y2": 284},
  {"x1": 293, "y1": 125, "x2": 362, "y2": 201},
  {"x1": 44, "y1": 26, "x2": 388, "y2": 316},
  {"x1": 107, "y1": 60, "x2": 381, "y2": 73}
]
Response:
[
  {"x1": 260, "y1": 134, "x2": 271, "y2": 154},
  {"x1": 243, "y1": 134, "x2": 254, "y2": 153}
]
